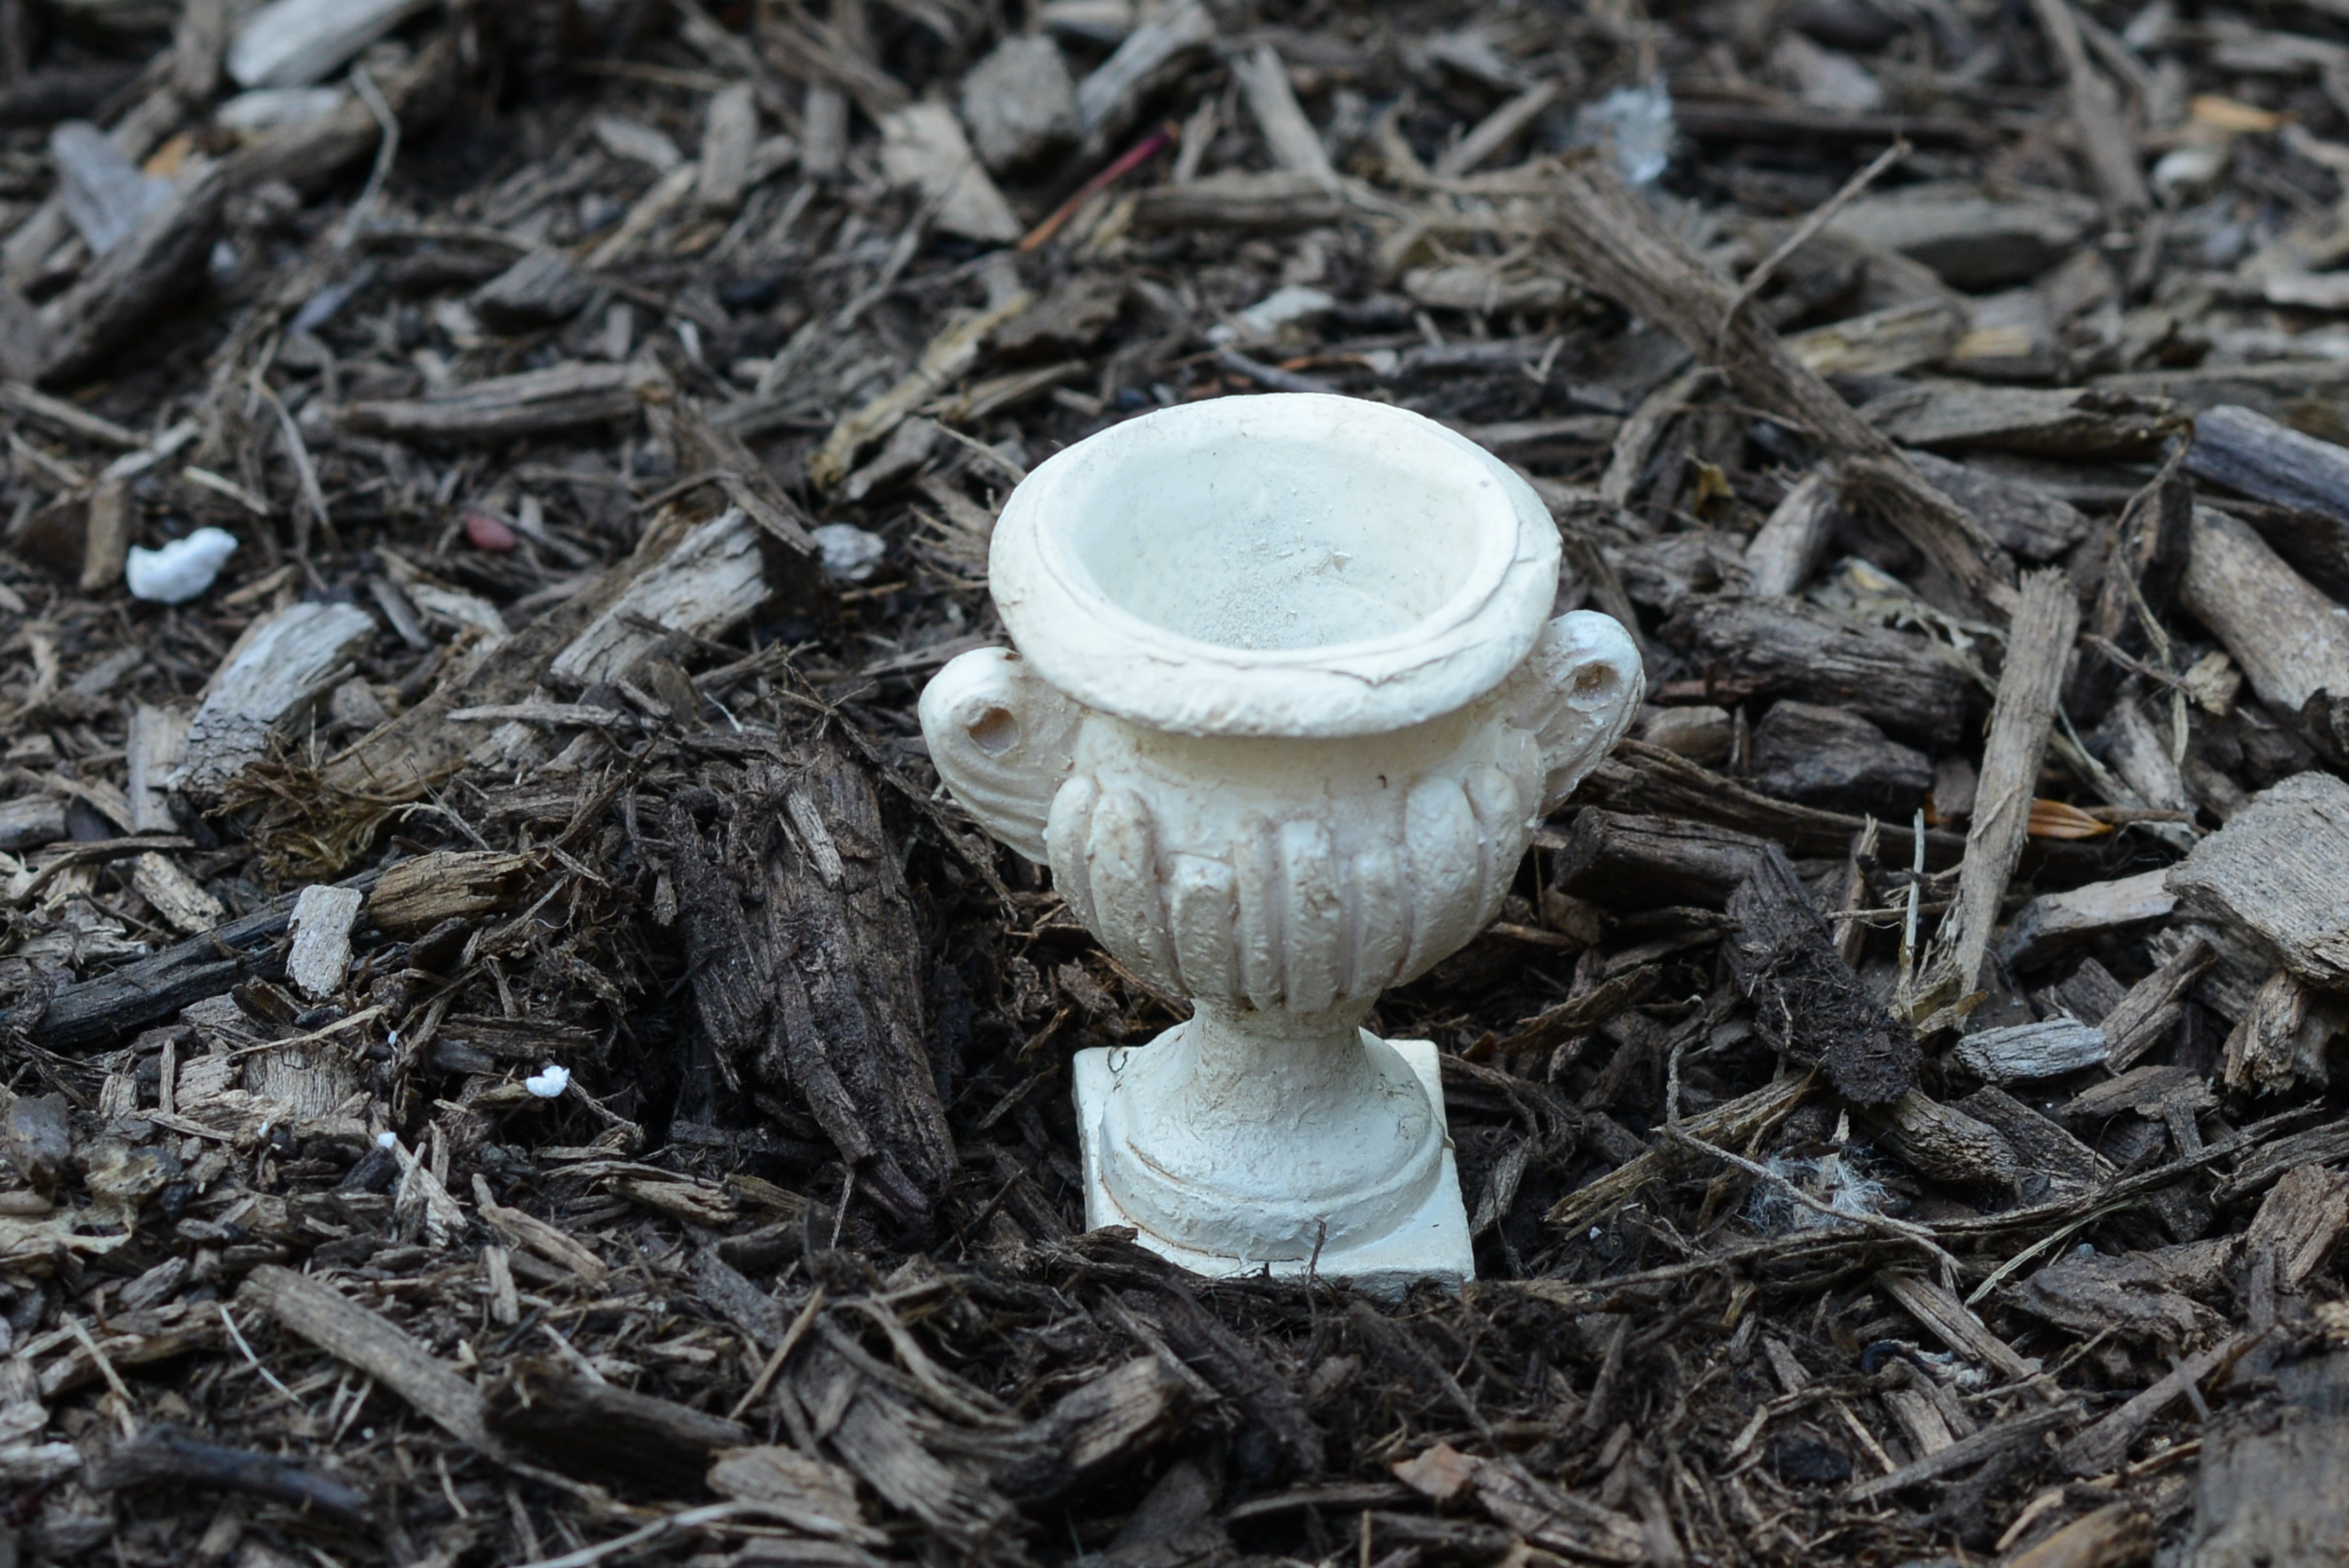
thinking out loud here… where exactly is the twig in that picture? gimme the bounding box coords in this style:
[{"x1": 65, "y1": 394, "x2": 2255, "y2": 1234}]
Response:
[
  {"x1": 1215, "y1": 345, "x2": 1336, "y2": 393},
  {"x1": 92, "y1": 1428, "x2": 369, "y2": 1522},
  {"x1": 8, "y1": 836, "x2": 191, "y2": 907},
  {"x1": 1020, "y1": 121, "x2": 1178, "y2": 253},
  {"x1": 1964, "y1": 1209, "x2": 2119, "y2": 1307},
  {"x1": 1660, "y1": 1123, "x2": 1967, "y2": 1287},
  {"x1": 1929, "y1": 1104, "x2": 2328, "y2": 1241},
  {"x1": 255, "y1": 380, "x2": 332, "y2": 557},
  {"x1": 63, "y1": 1315, "x2": 134, "y2": 1408},
  {"x1": 725, "y1": 1287, "x2": 825, "y2": 1421},
  {"x1": 335, "y1": 65, "x2": 400, "y2": 251},
  {"x1": 1716, "y1": 138, "x2": 1909, "y2": 352},
  {"x1": 1929, "y1": 568, "x2": 2078, "y2": 993},
  {"x1": 1538, "y1": 154, "x2": 2019, "y2": 618},
  {"x1": 931, "y1": 419, "x2": 1027, "y2": 483},
  {"x1": 1896, "y1": 809, "x2": 1924, "y2": 1002},
  {"x1": 218, "y1": 1304, "x2": 303, "y2": 1411},
  {"x1": 2024, "y1": 0, "x2": 2150, "y2": 218},
  {"x1": 832, "y1": 193, "x2": 940, "y2": 333},
  {"x1": 220, "y1": 1004, "x2": 388, "y2": 1060},
  {"x1": 2082, "y1": 633, "x2": 2193, "y2": 694},
  {"x1": 509, "y1": 1501, "x2": 753, "y2": 1568}
]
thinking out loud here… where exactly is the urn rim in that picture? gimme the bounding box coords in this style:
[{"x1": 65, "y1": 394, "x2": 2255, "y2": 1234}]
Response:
[{"x1": 988, "y1": 392, "x2": 1560, "y2": 739}]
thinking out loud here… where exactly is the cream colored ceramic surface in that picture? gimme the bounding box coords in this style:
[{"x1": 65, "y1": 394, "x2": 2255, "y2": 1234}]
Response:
[{"x1": 919, "y1": 393, "x2": 1643, "y2": 1281}]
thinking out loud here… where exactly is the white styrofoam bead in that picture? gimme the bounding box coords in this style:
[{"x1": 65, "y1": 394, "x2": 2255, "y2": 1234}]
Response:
[{"x1": 125, "y1": 527, "x2": 239, "y2": 604}]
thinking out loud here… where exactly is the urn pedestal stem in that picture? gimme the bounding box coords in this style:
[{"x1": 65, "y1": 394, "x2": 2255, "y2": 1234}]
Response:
[
  {"x1": 1177, "y1": 998, "x2": 1373, "y2": 1099},
  {"x1": 1093, "y1": 1000, "x2": 1446, "y2": 1266}
]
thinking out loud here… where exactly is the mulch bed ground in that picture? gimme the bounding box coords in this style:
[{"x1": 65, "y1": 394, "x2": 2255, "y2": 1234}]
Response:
[{"x1": 3, "y1": 0, "x2": 2349, "y2": 1563}]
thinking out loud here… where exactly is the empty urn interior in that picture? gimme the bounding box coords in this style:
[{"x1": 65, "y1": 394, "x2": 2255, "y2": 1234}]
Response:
[{"x1": 1053, "y1": 422, "x2": 1515, "y2": 652}]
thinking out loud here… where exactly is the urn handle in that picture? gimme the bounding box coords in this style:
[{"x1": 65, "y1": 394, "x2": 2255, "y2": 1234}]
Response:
[
  {"x1": 1498, "y1": 610, "x2": 1645, "y2": 815},
  {"x1": 919, "y1": 646, "x2": 1084, "y2": 863}
]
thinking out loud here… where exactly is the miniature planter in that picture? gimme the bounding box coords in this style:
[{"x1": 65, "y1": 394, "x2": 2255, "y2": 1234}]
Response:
[{"x1": 921, "y1": 393, "x2": 1643, "y2": 1291}]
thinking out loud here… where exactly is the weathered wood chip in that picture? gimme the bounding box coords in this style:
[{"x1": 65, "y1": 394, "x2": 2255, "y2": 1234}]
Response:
[
  {"x1": 959, "y1": 34, "x2": 1075, "y2": 173},
  {"x1": 470, "y1": 249, "x2": 593, "y2": 333},
  {"x1": 237, "y1": 1264, "x2": 503, "y2": 1456},
  {"x1": 2221, "y1": 971, "x2": 2347, "y2": 1094},
  {"x1": 2005, "y1": 1501, "x2": 2151, "y2": 1568},
  {"x1": 668, "y1": 745, "x2": 958, "y2": 1225},
  {"x1": 170, "y1": 600, "x2": 376, "y2": 802},
  {"x1": 2010, "y1": 1239, "x2": 2231, "y2": 1343},
  {"x1": 1494, "y1": 965, "x2": 1661, "y2": 1058},
  {"x1": 343, "y1": 361, "x2": 666, "y2": 444},
  {"x1": 2060, "y1": 1336, "x2": 2250, "y2": 1477},
  {"x1": 1555, "y1": 810, "x2": 1766, "y2": 909},
  {"x1": 2170, "y1": 772, "x2": 2349, "y2": 988},
  {"x1": 91, "y1": 1427, "x2": 368, "y2": 1522},
  {"x1": 1932, "y1": 566, "x2": 2077, "y2": 992},
  {"x1": 1548, "y1": 1073, "x2": 1812, "y2": 1228},
  {"x1": 128, "y1": 853, "x2": 224, "y2": 935},
  {"x1": 1393, "y1": 1441, "x2": 1641, "y2": 1563},
  {"x1": 1662, "y1": 596, "x2": 1970, "y2": 747},
  {"x1": 1872, "y1": 1090, "x2": 2022, "y2": 1191},
  {"x1": 1826, "y1": 182, "x2": 2098, "y2": 288},
  {"x1": 2172, "y1": 1351, "x2": 2349, "y2": 1567},
  {"x1": 816, "y1": 1367, "x2": 1019, "y2": 1551},
  {"x1": 2103, "y1": 934, "x2": 2217, "y2": 1071},
  {"x1": 29, "y1": 873, "x2": 377, "y2": 1050},
  {"x1": 2181, "y1": 509, "x2": 2349, "y2": 730},
  {"x1": 1954, "y1": 1086, "x2": 2104, "y2": 1195},
  {"x1": 470, "y1": 1175, "x2": 607, "y2": 1285},
  {"x1": 367, "y1": 849, "x2": 533, "y2": 935},
  {"x1": 1579, "y1": 740, "x2": 1967, "y2": 863},
  {"x1": 1748, "y1": 700, "x2": 1932, "y2": 818},
  {"x1": 1134, "y1": 169, "x2": 1347, "y2": 231},
  {"x1": 1071, "y1": 0, "x2": 1213, "y2": 145},
  {"x1": 283, "y1": 884, "x2": 362, "y2": 998},
  {"x1": 878, "y1": 103, "x2": 1020, "y2": 244},
  {"x1": 1845, "y1": 1404, "x2": 2076, "y2": 1501},
  {"x1": 995, "y1": 1357, "x2": 1194, "y2": 1506},
  {"x1": 2218, "y1": 1119, "x2": 2349, "y2": 1207},
  {"x1": 0, "y1": 795, "x2": 66, "y2": 852},
  {"x1": 1951, "y1": 1019, "x2": 2108, "y2": 1083},
  {"x1": 707, "y1": 1446, "x2": 879, "y2": 1542},
  {"x1": 545, "y1": 508, "x2": 769, "y2": 689},
  {"x1": 2187, "y1": 404, "x2": 2349, "y2": 532},
  {"x1": 1863, "y1": 382, "x2": 2180, "y2": 459},
  {"x1": 1904, "y1": 448, "x2": 2090, "y2": 562},
  {"x1": 485, "y1": 1359, "x2": 752, "y2": 1492},
  {"x1": 1999, "y1": 870, "x2": 2178, "y2": 972},
  {"x1": 2244, "y1": 1164, "x2": 2349, "y2": 1291},
  {"x1": 1726, "y1": 844, "x2": 1919, "y2": 1105}
]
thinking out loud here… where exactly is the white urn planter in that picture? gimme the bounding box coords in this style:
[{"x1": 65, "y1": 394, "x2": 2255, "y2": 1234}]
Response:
[{"x1": 920, "y1": 393, "x2": 1643, "y2": 1291}]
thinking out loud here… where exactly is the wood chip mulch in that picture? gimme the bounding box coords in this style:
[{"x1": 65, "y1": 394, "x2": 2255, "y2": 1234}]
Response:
[{"x1": 3, "y1": 0, "x2": 2349, "y2": 1563}]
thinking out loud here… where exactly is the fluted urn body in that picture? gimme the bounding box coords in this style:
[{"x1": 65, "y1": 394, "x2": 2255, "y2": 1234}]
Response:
[{"x1": 920, "y1": 394, "x2": 1642, "y2": 1287}]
